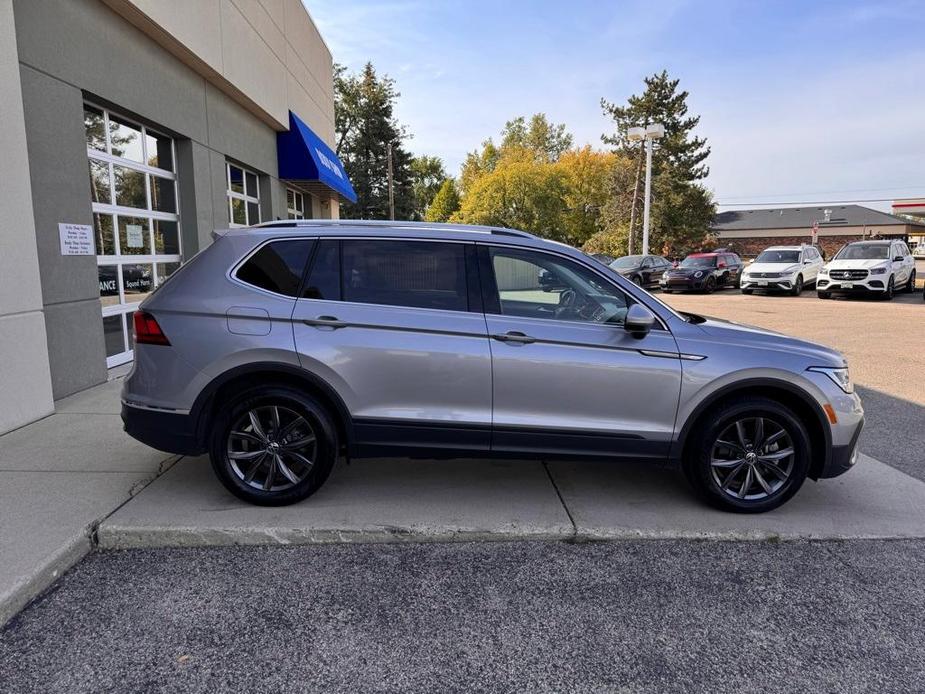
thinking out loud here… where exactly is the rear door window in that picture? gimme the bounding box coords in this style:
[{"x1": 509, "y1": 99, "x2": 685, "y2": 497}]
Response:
[
  {"x1": 236, "y1": 239, "x2": 314, "y2": 297},
  {"x1": 341, "y1": 240, "x2": 468, "y2": 312}
]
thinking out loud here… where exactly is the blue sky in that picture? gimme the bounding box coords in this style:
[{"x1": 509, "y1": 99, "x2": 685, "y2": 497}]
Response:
[{"x1": 309, "y1": 0, "x2": 925, "y2": 211}]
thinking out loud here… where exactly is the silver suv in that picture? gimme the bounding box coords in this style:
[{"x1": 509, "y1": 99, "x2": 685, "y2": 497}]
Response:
[{"x1": 122, "y1": 221, "x2": 864, "y2": 513}]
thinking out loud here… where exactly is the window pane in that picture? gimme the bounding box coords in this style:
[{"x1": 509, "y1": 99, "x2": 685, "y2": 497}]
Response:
[
  {"x1": 296, "y1": 193, "x2": 304, "y2": 213},
  {"x1": 103, "y1": 314, "x2": 125, "y2": 357},
  {"x1": 98, "y1": 265, "x2": 120, "y2": 307},
  {"x1": 286, "y1": 189, "x2": 295, "y2": 208},
  {"x1": 153, "y1": 219, "x2": 180, "y2": 255},
  {"x1": 229, "y1": 165, "x2": 244, "y2": 194},
  {"x1": 303, "y1": 240, "x2": 340, "y2": 300},
  {"x1": 145, "y1": 130, "x2": 173, "y2": 171},
  {"x1": 491, "y1": 248, "x2": 629, "y2": 324},
  {"x1": 245, "y1": 171, "x2": 258, "y2": 198},
  {"x1": 342, "y1": 240, "x2": 467, "y2": 311},
  {"x1": 117, "y1": 216, "x2": 150, "y2": 255},
  {"x1": 94, "y1": 213, "x2": 115, "y2": 255},
  {"x1": 156, "y1": 262, "x2": 180, "y2": 284},
  {"x1": 150, "y1": 176, "x2": 176, "y2": 213},
  {"x1": 236, "y1": 240, "x2": 314, "y2": 297},
  {"x1": 108, "y1": 116, "x2": 144, "y2": 162},
  {"x1": 231, "y1": 197, "x2": 246, "y2": 225},
  {"x1": 84, "y1": 106, "x2": 106, "y2": 152},
  {"x1": 247, "y1": 201, "x2": 260, "y2": 225},
  {"x1": 122, "y1": 264, "x2": 155, "y2": 304},
  {"x1": 113, "y1": 165, "x2": 147, "y2": 209},
  {"x1": 88, "y1": 160, "x2": 111, "y2": 204}
]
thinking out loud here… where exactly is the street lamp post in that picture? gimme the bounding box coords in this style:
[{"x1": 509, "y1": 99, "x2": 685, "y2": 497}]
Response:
[{"x1": 627, "y1": 123, "x2": 665, "y2": 255}]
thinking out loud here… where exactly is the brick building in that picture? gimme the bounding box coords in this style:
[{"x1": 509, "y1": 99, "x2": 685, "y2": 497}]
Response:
[{"x1": 711, "y1": 205, "x2": 925, "y2": 257}]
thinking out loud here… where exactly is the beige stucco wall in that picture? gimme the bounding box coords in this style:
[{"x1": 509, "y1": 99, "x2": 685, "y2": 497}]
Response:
[
  {"x1": 101, "y1": 0, "x2": 335, "y2": 146},
  {"x1": 0, "y1": 0, "x2": 55, "y2": 433}
]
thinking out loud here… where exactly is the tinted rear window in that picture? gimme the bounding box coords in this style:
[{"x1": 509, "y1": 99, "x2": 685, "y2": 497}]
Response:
[
  {"x1": 236, "y1": 239, "x2": 314, "y2": 297},
  {"x1": 341, "y1": 240, "x2": 468, "y2": 311}
]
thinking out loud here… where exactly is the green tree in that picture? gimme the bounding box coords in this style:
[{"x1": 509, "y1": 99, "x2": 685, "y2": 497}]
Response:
[
  {"x1": 334, "y1": 62, "x2": 414, "y2": 219},
  {"x1": 425, "y1": 178, "x2": 461, "y2": 222},
  {"x1": 500, "y1": 114, "x2": 573, "y2": 162},
  {"x1": 409, "y1": 155, "x2": 448, "y2": 220},
  {"x1": 601, "y1": 70, "x2": 715, "y2": 254}
]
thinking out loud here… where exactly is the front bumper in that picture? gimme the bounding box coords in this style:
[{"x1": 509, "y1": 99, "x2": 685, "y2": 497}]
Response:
[
  {"x1": 740, "y1": 275, "x2": 796, "y2": 291},
  {"x1": 817, "y1": 275, "x2": 887, "y2": 294},
  {"x1": 121, "y1": 402, "x2": 205, "y2": 455},
  {"x1": 819, "y1": 416, "x2": 864, "y2": 478},
  {"x1": 660, "y1": 276, "x2": 707, "y2": 290}
]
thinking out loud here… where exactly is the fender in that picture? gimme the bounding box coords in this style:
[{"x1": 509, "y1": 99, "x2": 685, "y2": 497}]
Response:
[
  {"x1": 669, "y1": 377, "x2": 832, "y2": 476},
  {"x1": 190, "y1": 361, "x2": 355, "y2": 451}
]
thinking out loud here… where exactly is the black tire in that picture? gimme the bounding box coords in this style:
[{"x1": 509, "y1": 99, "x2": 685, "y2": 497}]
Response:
[
  {"x1": 683, "y1": 396, "x2": 811, "y2": 513},
  {"x1": 741, "y1": 288, "x2": 753, "y2": 295},
  {"x1": 703, "y1": 277, "x2": 716, "y2": 294},
  {"x1": 209, "y1": 386, "x2": 338, "y2": 506},
  {"x1": 632, "y1": 274, "x2": 643, "y2": 286},
  {"x1": 818, "y1": 291, "x2": 830, "y2": 300},
  {"x1": 905, "y1": 269, "x2": 916, "y2": 293},
  {"x1": 882, "y1": 276, "x2": 895, "y2": 301},
  {"x1": 790, "y1": 274, "x2": 803, "y2": 296}
]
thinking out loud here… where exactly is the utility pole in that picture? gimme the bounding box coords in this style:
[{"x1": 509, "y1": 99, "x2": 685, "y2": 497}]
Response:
[{"x1": 386, "y1": 142, "x2": 395, "y2": 221}]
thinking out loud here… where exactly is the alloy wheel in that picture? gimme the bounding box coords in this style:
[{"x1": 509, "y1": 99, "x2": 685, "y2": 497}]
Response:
[
  {"x1": 226, "y1": 405, "x2": 317, "y2": 491},
  {"x1": 709, "y1": 417, "x2": 794, "y2": 501}
]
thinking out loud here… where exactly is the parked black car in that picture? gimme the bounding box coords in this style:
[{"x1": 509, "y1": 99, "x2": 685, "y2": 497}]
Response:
[
  {"x1": 588, "y1": 252, "x2": 616, "y2": 266},
  {"x1": 660, "y1": 251, "x2": 744, "y2": 293},
  {"x1": 608, "y1": 254, "x2": 673, "y2": 288}
]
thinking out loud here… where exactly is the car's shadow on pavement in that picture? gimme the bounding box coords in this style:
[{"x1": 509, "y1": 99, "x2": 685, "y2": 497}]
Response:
[{"x1": 855, "y1": 385, "x2": 925, "y2": 483}]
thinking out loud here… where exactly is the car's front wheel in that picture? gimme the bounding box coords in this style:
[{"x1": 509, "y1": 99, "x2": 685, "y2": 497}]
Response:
[
  {"x1": 684, "y1": 396, "x2": 810, "y2": 513},
  {"x1": 790, "y1": 274, "x2": 803, "y2": 296},
  {"x1": 209, "y1": 386, "x2": 338, "y2": 506},
  {"x1": 882, "y1": 276, "x2": 895, "y2": 301},
  {"x1": 703, "y1": 277, "x2": 716, "y2": 293},
  {"x1": 905, "y1": 269, "x2": 916, "y2": 293}
]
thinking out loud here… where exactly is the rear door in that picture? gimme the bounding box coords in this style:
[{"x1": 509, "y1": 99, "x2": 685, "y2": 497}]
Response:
[
  {"x1": 479, "y1": 244, "x2": 682, "y2": 460},
  {"x1": 291, "y1": 238, "x2": 492, "y2": 456}
]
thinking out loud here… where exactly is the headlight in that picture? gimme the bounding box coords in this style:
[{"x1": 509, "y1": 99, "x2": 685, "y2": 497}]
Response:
[
  {"x1": 869, "y1": 267, "x2": 887, "y2": 275},
  {"x1": 818, "y1": 268, "x2": 828, "y2": 276},
  {"x1": 808, "y1": 366, "x2": 853, "y2": 394},
  {"x1": 694, "y1": 271, "x2": 704, "y2": 278}
]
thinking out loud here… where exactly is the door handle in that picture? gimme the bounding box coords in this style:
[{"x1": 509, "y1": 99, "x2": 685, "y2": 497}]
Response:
[
  {"x1": 303, "y1": 315, "x2": 347, "y2": 329},
  {"x1": 492, "y1": 331, "x2": 535, "y2": 344}
]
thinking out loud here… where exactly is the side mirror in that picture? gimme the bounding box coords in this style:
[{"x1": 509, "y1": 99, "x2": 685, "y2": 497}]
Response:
[
  {"x1": 894, "y1": 256, "x2": 903, "y2": 262},
  {"x1": 624, "y1": 304, "x2": 656, "y2": 338},
  {"x1": 804, "y1": 259, "x2": 813, "y2": 264},
  {"x1": 717, "y1": 262, "x2": 726, "y2": 268}
]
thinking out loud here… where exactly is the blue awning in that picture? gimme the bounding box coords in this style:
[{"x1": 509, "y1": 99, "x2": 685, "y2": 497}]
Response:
[{"x1": 277, "y1": 111, "x2": 356, "y2": 203}]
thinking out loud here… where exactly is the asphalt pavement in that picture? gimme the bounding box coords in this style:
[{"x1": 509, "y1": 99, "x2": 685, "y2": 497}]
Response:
[{"x1": 2, "y1": 540, "x2": 925, "y2": 693}]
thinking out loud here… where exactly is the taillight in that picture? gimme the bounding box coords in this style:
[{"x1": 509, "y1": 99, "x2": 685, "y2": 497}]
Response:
[{"x1": 133, "y1": 311, "x2": 170, "y2": 346}]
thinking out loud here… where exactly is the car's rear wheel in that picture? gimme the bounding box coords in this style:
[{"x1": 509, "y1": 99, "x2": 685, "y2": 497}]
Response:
[
  {"x1": 209, "y1": 386, "x2": 337, "y2": 506},
  {"x1": 905, "y1": 269, "x2": 916, "y2": 293},
  {"x1": 790, "y1": 274, "x2": 803, "y2": 296},
  {"x1": 684, "y1": 396, "x2": 810, "y2": 513}
]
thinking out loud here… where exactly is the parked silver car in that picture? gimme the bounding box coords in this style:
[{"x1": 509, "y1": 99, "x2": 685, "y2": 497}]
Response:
[{"x1": 122, "y1": 221, "x2": 864, "y2": 512}]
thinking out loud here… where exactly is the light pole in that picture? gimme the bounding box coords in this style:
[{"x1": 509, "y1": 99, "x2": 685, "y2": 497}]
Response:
[{"x1": 627, "y1": 123, "x2": 664, "y2": 255}]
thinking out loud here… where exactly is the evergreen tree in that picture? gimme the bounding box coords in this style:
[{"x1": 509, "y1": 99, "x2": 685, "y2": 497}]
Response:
[
  {"x1": 425, "y1": 178, "x2": 461, "y2": 222},
  {"x1": 601, "y1": 71, "x2": 715, "y2": 254},
  {"x1": 334, "y1": 62, "x2": 414, "y2": 219}
]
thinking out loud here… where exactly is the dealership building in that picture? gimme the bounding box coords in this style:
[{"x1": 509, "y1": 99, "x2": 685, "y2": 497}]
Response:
[
  {"x1": 0, "y1": 0, "x2": 355, "y2": 434},
  {"x1": 711, "y1": 205, "x2": 925, "y2": 257}
]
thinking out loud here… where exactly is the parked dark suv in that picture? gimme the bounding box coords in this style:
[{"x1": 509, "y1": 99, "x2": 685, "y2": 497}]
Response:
[
  {"x1": 121, "y1": 221, "x2": 862, "y2": 513},
  {"x1": 660, "y1": 251, "x2": 743, "y2": 293}
]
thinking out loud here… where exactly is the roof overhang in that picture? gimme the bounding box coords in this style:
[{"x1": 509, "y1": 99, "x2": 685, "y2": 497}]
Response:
[
  {"x1": 892, "y1": 198, "x2": 925, "y2": 218},
  {"x1": 277, "y1": 111, "x2": 356, "y2": 203}
]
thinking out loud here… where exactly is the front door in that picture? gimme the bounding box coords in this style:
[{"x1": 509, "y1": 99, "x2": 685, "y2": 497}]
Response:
[
  {"x1": 480, "y1": 244, "x2": 683, "y2": 460},
  {"x1": 291, "y1": 238, "x2": 493, "y2": 456}
]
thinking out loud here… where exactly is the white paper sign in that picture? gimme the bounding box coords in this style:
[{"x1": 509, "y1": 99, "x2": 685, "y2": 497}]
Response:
[
  {"x1": 126, "y1": 224, "x2": 144, "y2": 249},
  {"x1": 58, "y1": 223, "x2": 94, "y2": 256}
]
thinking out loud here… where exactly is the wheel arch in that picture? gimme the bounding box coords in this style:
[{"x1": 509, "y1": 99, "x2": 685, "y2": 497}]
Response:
[
  {"x1": 191, "y1": 362, "x2": 354, "y2": 456},
  {"x1": 672, "y1": 378, "x2": 832, "y2": 480}
]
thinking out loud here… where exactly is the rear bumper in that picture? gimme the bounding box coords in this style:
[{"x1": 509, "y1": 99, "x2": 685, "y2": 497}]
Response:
[{"x1": 121, "y1": 402, "x2": 205, "y2": 456}]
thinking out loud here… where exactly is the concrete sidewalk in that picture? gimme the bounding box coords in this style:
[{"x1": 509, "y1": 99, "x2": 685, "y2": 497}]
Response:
[
  {"x1": 0, "y1": 375, "x2": 176, "y2": 626},
  {"x1": 99, "y1": 452, "x2": 925, "y2": 549}
]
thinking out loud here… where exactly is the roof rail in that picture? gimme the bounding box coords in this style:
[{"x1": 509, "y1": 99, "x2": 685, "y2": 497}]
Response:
[{"x1": 249, "y1": 218, "x2": 534, "y2": 238}]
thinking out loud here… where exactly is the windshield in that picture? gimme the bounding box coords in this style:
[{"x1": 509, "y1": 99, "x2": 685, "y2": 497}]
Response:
[
  {"x1": 755, "y1": 250, "x2": 800, "y2": 263},
  {"x1": 680, "y1": 256, "x2": 715, "y2": 268},
  {"x1": 835, "y1": 244, "x2": 890, "y2": 260},
  {"x1": 609, "y1": 255, "x2": 643, "y2": 269}
]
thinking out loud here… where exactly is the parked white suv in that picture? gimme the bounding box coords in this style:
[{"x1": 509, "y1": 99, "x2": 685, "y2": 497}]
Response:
[
  {"x1": 740, "y1": 245, "x2": 824, "y2": 295},
  {"x1": 817, "y1": 240, "x2": 916, "y2": 300}
]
